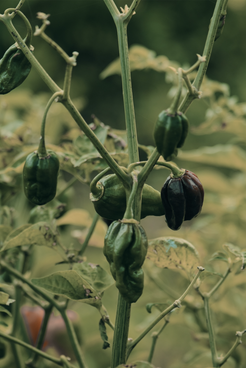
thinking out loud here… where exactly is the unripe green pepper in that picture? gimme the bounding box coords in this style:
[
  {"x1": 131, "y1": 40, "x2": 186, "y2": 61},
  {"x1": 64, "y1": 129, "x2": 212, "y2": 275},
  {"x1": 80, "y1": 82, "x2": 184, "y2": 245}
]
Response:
[
  {"x1": 103, "y1": 219, "x2": 148, "y2": 303},
  {"x1": 154, "y1": 110, "x2": 189, "y2": 161},
  {"x1": 23, "y1": 150, "x2": 59, "y2": 205},
  {"x1": 90, "y1": 174, "x2": 165, "y2": 220},
  {"x1": 0, "y1": 43, "x2": 32, "y2": 95},
  {"x1": 161, "y1": 169, "x2": 204, "y2": 230}
]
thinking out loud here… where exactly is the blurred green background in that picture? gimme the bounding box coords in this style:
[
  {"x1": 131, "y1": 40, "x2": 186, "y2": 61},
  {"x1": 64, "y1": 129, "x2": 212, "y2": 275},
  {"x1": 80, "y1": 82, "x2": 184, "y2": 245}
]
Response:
[{"x1": 1, "y1": 1, "x2": 246, "y2": 368}]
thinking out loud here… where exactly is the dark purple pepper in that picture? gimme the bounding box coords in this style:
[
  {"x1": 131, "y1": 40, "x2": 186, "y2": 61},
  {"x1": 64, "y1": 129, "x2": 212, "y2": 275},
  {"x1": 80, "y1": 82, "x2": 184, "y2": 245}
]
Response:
[{"x1": 161, "y1": 170, "x2": 204, "y2": 230}]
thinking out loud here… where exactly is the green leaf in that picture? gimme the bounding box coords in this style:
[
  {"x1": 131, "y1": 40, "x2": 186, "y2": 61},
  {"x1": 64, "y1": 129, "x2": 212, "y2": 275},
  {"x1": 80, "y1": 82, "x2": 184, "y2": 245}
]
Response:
[
  {"x1": 73, "y1": 263, "x2": 114, "y2": 293},
  {"x1": 0, "y1": 305, "x2": 12, "y2": 316},
  {"x1": 1, "y1": 222, "x2": 58, "y2": 251},
  {"x1": 0, "y1": 291, "x2": 9, "y2": 305},
  {"x1": 31, "y1": 262, "x2": 114, "y2": 301},
  {"x1": 32, "y1": 271, "x2": 97, "y2": 300},
  {"x1": 28, "y1": 200, "x2": 66, "y2": 224},
  {"x1": 116, "y1": 362, "x2": 156, "y2": 368},
  {"x1": 147, "y1": 237, "x2": 200, "y2": 277},
  {"x1": 4, "y1": 224, "x2": 32, "y2": 243},
  {"x1": 99, "y1": 318, "x2": 110, "y2": 349}
]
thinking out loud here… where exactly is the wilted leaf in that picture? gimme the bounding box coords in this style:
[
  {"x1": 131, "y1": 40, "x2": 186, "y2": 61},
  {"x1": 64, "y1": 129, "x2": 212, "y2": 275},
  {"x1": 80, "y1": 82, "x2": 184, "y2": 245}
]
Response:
[
  {"x1": 210, "y1": 251, "x2": 229, "y2": 263},
  {"x1": 147, "y1": 237, "x2": 200, "y2": 277},
  {"x1": 99, "y1": 318, "x2": 110, "y2": 349},
  {"x1": 1, "y1": 222, "x2": 58, "y2": 251},
  {"x1": 100, "y1": 44, "x2": 179, "y2": 79},
  {"x1": 178, "y1": 145, "x2": 246, "y2": 172}
]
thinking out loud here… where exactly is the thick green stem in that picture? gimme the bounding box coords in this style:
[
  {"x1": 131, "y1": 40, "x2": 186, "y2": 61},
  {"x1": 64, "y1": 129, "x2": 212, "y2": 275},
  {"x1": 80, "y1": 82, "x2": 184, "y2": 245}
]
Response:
[
  {"x1": 111, "y1": 294, "x2": 131, "y2": 368},
  {"x1": 78, "y1": 213, "x2": 100, "y2": 256},
  {"x1": 115, "y1": 20, "x2": 139, "y2": 163},
  {"x1": 38, "y1": 92, "x2": 63, "y2": 157},
  {"x1": 204, "y1": 296, "x2": 219, "y2": 367},
  {"x1": 179, "y1": 0, "x2": 228, "y2": 113},
  {"x1": 5, "y1": 9, "x2": 32, "y2": 47}
]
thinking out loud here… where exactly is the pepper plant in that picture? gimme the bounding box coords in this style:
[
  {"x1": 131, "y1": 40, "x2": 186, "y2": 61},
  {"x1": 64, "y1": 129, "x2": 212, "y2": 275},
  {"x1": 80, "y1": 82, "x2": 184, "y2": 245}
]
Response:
[{"x1": 0, "y1": 0, "x2": 246, "y2": 368}]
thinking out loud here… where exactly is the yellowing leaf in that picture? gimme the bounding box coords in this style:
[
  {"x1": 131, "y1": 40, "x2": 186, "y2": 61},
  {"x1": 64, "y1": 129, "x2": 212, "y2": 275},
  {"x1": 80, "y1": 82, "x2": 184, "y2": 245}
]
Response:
[
  {"x1": 1, "y1": 222, "x2": 58, "y2": 251},
  {"x1": 179, "y1": 145, "x2": 246, "y2": 171},
  {"x1": 56, "y1": 209, "x2": 92, "y2": 227},
  {"x1": 147, "y1": 237, "x2": 200, "y2": 277}
]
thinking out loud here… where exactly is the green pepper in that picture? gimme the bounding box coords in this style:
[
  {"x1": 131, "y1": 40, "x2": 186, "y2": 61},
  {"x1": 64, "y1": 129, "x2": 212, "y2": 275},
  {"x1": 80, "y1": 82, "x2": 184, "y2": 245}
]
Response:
[
  {"x1": 161, "y1": 169, "x2": 204, "y2": 230},
  {"x1": 90, "y1": 174, "x2": 165, "y2": 220},
  {"x1": 103, "y1": 219, "x2": 148, "y2": 303},
  {"x1": 23, "y1": 150, "x2": 59, "y2": 205},
  {"x1": 154, "y1": 110, "x2": 189, "y2": 161},
  {"x1": 0, "y1": 43, "x2": 32, "y2": 95}
]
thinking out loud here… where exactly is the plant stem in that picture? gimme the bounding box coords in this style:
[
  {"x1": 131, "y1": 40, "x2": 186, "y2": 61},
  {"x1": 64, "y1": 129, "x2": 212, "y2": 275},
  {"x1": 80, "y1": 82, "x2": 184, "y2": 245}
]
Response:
[
  {"x1": 115, "y1": 19, "x2": 139, "y2": 163},
  {"x1": 62, "y1": 98, "x2": 129, "y2": 187},
  {"x1": 27, "y1": 304, "x2": 53, "y2": 366},
  {"x1": 38, "y1": 92, "x2": 63, "y2": 157},
  {"x1": 111, "y1": 294, "x2": 131, "y2": 368},
  {"x1": 78, "y1": 213, "x2": 100, "y2": 256},
  {"x1": 168, "y1": 68, "x2": 183, "y2": 115},
  {"x1": 0, "y1": 331, "x2": 62, "y2": 366},
  {"x1": 147, "y1": 317, "x2": 170, "y2": 364},
  {"x1": 138, "y1": 149, "x2": 160, "y2": 186},
  {"x1": 218, "y1": 330, "x2": 246, "y2": 367},
  {"x1": 204, "y1": 296, "x2": 219, "y2": 367},
  {"x1": 179, "y1": 0, "x2": 228, "y2": 113},
  {"x1": 5, "y1": 9, "x2": 33, "y2": 47},
  {"x1": 206, "y1": 267, "x2": 230, "y2": 298},
  {"x1": 0, "y1": 261, "x2": 87, "y2": 368},
  {"x1": 59, "y1": 308, "x2": 87, "y2": 368},
  {"x1": 16, "y1": 0, "x2": 26, "y2": 10},
  {"x1": 0, "y1": 12, "x2": 61, "y2": 93},
  {"x1": 126, "y1": 267, "x2": 204, "y2": 359},
  {"x1": 56, "y1": 176, "x2": 78, "y2": 199}
]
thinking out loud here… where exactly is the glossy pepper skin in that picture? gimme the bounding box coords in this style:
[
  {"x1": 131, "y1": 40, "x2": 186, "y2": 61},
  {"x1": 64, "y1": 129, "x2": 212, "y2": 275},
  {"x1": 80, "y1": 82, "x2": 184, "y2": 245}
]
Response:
[
  {"x1": 0, "y1": 44, "x2": 32, "y2": 94},
  {"x1": 23, "y1": 150, "x2": 60, "y2": 205},
  {"x1": 154, "y1": 110, "x2": 189, "y2": 161},
  {"x1": 103, "y1": 219, "x2": 148, "y2": 303},
  {"x1": 90, "y1": 174, "x2": 165, "y2": 221},
  {"x1": 161, "y1": 170, "x2": 204, "y2": 230}
]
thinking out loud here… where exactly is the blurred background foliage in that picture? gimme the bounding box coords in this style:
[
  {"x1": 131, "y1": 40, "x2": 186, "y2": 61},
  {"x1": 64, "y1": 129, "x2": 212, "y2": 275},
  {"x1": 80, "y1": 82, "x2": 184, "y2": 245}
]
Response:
[{"x1": 1, "y1": 0, "x2": 246, "y2": 368}]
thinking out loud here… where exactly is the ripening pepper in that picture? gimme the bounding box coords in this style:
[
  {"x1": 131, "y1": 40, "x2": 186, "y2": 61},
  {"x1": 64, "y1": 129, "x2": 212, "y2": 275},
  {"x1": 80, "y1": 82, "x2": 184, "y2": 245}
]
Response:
[
  {"x1": 103, "y1": 219, "x2": 148, "y2": 303},
  {"x1": 161, "y1": 170, "x2": 204, "y2": 230},
  {"x1": 0, "y1": 43, "x2": 32, "y2": 94},
  {"x1": 90, "y1": 174, "x2": 165, "y2": 220},
  {"x1": 23, "y1": 150, "x2": 60, "y2": 205},
  {"x1": 154, "y1": 110, "x2": 189, "y2": 161}
]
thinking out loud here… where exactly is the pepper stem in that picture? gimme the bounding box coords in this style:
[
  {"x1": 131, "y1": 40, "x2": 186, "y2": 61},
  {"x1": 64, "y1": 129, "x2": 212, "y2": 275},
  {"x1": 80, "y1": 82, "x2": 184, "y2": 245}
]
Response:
[
  {"x1": 167, "y1": 68, "x2": 183, "y2": 115},
  {"x1": 38, "y1": 91, "x2": 63, "y2": 157},
  {"x1": 123, "y1": 171, "x2": 139, "y2": 219}
]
